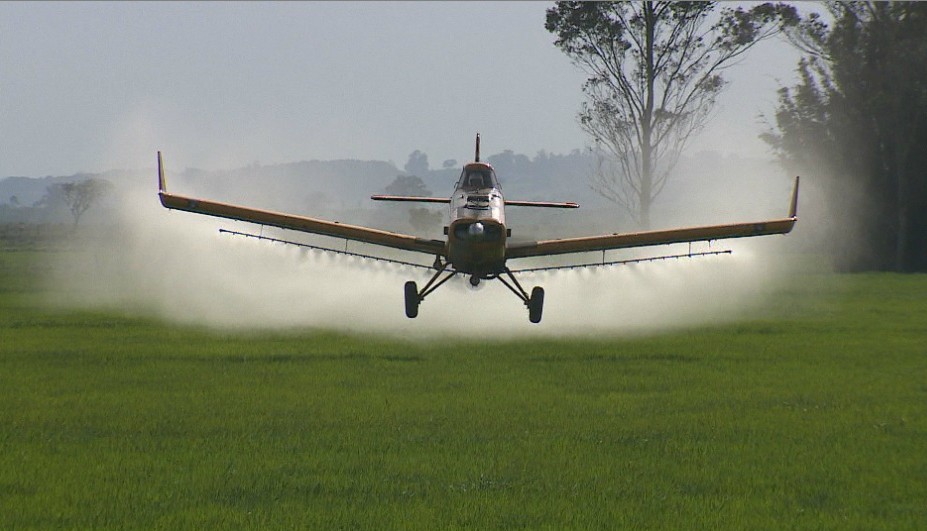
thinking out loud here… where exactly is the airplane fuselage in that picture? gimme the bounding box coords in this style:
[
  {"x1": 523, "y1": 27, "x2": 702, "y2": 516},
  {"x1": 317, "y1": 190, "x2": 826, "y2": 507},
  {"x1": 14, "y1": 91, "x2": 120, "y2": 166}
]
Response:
[{"x1": 446, "y1": 162, "x2": 508, "y2": 277}]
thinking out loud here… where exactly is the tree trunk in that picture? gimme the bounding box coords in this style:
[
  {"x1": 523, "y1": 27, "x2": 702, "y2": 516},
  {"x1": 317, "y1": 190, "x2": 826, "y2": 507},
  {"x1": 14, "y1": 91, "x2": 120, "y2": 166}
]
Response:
[{"x1": 639, "y1": 1, "x2": 657, "y2": 230}]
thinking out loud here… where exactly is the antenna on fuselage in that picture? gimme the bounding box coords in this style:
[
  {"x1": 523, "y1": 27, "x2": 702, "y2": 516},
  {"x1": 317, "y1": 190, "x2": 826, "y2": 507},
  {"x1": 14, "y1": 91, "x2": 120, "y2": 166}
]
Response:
[{"x1": 474, "y1": 133, "x2": 480, "y2": 162}]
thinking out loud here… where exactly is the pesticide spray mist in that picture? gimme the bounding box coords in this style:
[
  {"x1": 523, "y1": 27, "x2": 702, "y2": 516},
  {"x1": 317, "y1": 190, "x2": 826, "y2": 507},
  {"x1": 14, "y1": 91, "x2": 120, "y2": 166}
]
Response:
[
  {"x1": 48, "y1": 117, "x2": 798, "y2": 339},
  {"x1": 47, "y1": 182, "x2": 794, "y2": 339}
]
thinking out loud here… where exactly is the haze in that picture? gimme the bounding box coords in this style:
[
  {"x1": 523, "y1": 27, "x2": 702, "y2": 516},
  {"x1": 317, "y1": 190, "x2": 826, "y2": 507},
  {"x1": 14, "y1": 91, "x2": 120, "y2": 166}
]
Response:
[
  {"x1": 51, "y1": 183, "x2": 792, "y2": 337},
  {"x1": 5, "y1": 2, "x2": 807, "y2": 334},
  {"x1": 1, "y1": 1, "x2": 802, "y2": 178}
]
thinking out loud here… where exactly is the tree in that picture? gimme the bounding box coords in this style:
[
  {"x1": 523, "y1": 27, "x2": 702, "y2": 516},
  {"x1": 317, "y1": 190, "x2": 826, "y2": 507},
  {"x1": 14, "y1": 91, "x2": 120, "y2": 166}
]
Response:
[
  {"x1": 383, "y1": 174, "x2": 441, "y2": 232},
  {"x1": 486, "y1": 150, "x2": 531, "y2": 179},
  {"x1": 546, "y1": 1, "x2": 797, "y2": 228},
  {"x1": 765, "y1": 2, "x2": 927, "y2": 271},
  {"x1": 385, "y1": 175, "x2": 431, "y2": 197},
  {"x1": 403, "y1": 150, "x2": 429, "y2": 177},
  {"x1": 57, "y1": 179, "x2": 113, "y2": 227}
]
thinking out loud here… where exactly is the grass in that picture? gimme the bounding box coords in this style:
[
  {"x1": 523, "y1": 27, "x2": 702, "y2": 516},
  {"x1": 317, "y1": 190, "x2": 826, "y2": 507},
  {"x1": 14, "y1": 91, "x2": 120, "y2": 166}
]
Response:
[{"x1": 1, "y1": 250, "x2": 926, "y2": 529}]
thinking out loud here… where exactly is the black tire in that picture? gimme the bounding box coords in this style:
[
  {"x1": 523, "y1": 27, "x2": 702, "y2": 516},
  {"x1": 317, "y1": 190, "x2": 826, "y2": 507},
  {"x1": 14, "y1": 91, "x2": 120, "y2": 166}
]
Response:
[
  {"x1": 528, "y1": 286, "x2": 544, "y2": 324},
  {"x1": 404, "y1": 281, "x2": 420, "y2": 318}
]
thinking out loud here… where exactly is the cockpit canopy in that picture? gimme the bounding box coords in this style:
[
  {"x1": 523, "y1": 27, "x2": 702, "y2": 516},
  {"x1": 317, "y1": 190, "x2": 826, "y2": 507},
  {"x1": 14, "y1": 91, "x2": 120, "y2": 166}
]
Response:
[{"x1": 457, "y1": 163, "x2": 500, "y2": 191}]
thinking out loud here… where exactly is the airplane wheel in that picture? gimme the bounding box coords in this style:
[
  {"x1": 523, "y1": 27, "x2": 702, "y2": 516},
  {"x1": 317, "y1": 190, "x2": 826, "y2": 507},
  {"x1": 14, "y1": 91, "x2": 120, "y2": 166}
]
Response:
[
  {"x1": 404, "y1": 281, "x2": 420, "y2": 318},
  {"x1": 528, "y1": 286, "x2": 544, "y2": 324}
]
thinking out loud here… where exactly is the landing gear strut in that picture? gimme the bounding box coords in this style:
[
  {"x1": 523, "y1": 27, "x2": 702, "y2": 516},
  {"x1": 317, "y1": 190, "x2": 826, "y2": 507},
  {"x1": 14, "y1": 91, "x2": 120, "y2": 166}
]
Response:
[
  {"x1": 404, "y1": 261, "x2": 457, "y2": 319},
  {"x1": 404, "y1": 263, "x2": 544, "y2": 323},
  {"x1": 497, "y1": 268, "x2": 545, "y2": 324}
]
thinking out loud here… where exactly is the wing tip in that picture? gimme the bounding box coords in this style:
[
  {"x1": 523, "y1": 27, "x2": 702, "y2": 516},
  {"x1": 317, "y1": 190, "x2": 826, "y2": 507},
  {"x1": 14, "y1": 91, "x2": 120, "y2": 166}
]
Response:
[
  {"x1": 157, "y1": 151, "x2": 166, "y2": 193},
  {"x1": 789, "y1": 176, "x2": 799, "y2": 219}
]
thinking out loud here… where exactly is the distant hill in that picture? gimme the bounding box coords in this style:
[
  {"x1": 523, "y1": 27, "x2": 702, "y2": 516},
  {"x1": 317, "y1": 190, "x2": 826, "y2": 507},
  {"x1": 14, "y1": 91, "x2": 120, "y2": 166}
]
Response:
[
  {"x1": 1, "y1": 149, "x2": 790, "y2": 237},
  {"x1": 175, "y1": 159, "x2": 403, "y2": 216}
]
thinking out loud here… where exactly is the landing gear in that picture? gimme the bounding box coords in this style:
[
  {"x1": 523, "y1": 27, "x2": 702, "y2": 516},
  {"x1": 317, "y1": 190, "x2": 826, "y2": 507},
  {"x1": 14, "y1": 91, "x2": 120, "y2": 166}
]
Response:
[
  {"x1": 528, "y1": 286, "x2": 545, "y2": 324},
  {"x1": 404, "y1": 281, "x2": 420, "y2": 318},
  {"x1": 403, "y1": 261, "x2": 458, "y2": 319},
  {"x1": 404, "y1": 262, "x2": 545, "y2": 323},
  {"x1": 497, "y1": 268, "x2": 545, "y2": 324}
]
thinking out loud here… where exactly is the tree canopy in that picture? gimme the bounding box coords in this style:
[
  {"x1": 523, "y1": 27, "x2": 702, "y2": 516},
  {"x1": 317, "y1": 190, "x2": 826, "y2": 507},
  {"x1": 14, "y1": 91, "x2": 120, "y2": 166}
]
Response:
[
  {"x1": 33, "y1": 178, "x2": 113, "y2": 228},
  {"x1": 546, "y1": 1, "x2": 797, "y2": 228},
  {"x1": 765, "y1": 2, "x2": 927, "y2": 272},
  {"x1": 385, "y1": 175, "x2": 432, "y2": 197},
  {"x1": 403, "y1": 150, "x2": 430, "y2": 177}
]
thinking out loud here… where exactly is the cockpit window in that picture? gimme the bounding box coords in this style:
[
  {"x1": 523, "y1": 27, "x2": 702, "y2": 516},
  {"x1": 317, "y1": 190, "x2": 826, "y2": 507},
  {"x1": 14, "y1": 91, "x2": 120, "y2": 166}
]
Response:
[{"x1": 458, "y1": 167, "x2": 499, "y2": 190}]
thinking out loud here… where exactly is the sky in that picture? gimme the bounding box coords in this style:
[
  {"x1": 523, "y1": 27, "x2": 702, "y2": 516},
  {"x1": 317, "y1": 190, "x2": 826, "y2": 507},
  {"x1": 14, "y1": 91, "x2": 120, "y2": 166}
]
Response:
[{"x1": 1, "y1": 1, "x2": 806, "y2": 178}]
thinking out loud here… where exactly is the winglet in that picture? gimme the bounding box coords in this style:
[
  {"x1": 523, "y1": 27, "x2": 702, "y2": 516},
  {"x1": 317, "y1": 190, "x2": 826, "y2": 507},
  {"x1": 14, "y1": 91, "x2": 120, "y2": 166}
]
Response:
[
  {"x1": 788, "y1": 176, "x2": 799, "y2": 219},
  {"x1": 157, "y1": 151, "x2": 166, "y2": 193}
]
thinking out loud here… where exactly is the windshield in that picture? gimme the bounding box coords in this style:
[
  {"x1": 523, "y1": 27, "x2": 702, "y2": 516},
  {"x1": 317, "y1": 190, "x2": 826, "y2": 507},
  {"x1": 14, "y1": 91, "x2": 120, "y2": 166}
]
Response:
[{"x1": 457, "y1": 167, "x2": 499, "y2": 190}]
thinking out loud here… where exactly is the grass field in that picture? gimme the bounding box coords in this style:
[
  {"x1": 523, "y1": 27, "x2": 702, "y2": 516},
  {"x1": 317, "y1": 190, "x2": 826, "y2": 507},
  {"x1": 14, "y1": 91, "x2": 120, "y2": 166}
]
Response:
[{"x1": 2, "y1": 249, "x2": 925, "y2": 529}]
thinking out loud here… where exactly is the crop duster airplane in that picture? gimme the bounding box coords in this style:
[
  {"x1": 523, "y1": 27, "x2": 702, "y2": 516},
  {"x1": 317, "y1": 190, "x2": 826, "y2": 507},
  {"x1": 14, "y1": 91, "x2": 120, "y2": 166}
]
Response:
[{"x1": 157, "y1": 134, "x2": 798, "y2": 323}]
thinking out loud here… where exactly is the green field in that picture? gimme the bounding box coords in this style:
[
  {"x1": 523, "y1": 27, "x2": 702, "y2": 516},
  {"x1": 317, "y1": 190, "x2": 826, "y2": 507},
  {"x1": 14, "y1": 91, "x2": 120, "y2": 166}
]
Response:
[{"x1": 2, "y1": 250, "x2": 925, "y2": 529}]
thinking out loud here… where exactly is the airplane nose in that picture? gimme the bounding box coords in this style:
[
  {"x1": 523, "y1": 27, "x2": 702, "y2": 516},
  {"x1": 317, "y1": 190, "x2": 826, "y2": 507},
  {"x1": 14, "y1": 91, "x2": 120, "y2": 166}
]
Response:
[{"x1": 468, "y1": 222, "x2": 485, "y2": 237}]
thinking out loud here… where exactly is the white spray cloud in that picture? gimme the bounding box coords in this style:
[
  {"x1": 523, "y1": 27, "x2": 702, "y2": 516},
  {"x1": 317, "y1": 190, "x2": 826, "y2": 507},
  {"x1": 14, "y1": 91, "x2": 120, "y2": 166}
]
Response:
[
  {"x1": 46, "y1": 111, "x2": 798, "y2": 339},
  {"x1": 49, "y1": 182, "x2": 792, "y2": 338}
]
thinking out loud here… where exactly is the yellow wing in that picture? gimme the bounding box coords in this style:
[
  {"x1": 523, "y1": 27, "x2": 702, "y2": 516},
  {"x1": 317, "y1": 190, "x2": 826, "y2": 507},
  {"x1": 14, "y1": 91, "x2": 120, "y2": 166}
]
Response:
[
  {"x1": 370, "y1": 195, "x2": 451, "y2": 204},
  {"x1": 506, "y1": 177, "x2": 798, "y2": 260},
  {"x1": 157, "y1": 152, "x2": 447, "y2": 256}
]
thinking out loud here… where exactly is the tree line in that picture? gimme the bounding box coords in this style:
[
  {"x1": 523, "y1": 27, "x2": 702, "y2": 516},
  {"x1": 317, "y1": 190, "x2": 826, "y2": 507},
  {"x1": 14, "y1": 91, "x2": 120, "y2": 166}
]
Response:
[
  {"x1": 546, "y1": 1, "x2": 927, "y2": 272},
  {"x1": 0, "y1": 178, "x2": 112, "y2": 228},
  {"x1": 764, "y1": 2, "x2": 927, "y2": 272}
]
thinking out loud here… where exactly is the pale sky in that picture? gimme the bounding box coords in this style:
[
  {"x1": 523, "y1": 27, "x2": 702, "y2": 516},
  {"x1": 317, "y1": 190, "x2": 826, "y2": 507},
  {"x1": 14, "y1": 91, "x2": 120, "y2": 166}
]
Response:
[{"x1": 1, "y1": 1, "x2": 805, "y2": 177}]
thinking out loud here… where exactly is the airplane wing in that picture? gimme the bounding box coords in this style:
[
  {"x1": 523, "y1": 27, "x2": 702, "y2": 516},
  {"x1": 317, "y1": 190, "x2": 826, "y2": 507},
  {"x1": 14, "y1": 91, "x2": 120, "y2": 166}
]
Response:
[
  {"x1": 157, "y1": 152, "x2": 447, "y2": 257},
  {"x1": 506, "y1": 177, "x2": 799, "y2": 260},
  {"x1": 504, "y1": 200, "x2": 579, "y2": 208},
  {"x1": 370, "y1": 195, "x2": 451, "y2": 204}
]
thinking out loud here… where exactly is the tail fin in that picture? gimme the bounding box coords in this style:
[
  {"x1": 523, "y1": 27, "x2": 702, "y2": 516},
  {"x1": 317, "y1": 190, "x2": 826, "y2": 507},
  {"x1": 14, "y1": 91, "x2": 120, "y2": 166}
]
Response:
[
  {"x1": 788, "y1": 176, "x2": 799, "y2": 219},
  {"x1": 474, "y1": 133, "x2": 480, "y2": 162}
]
